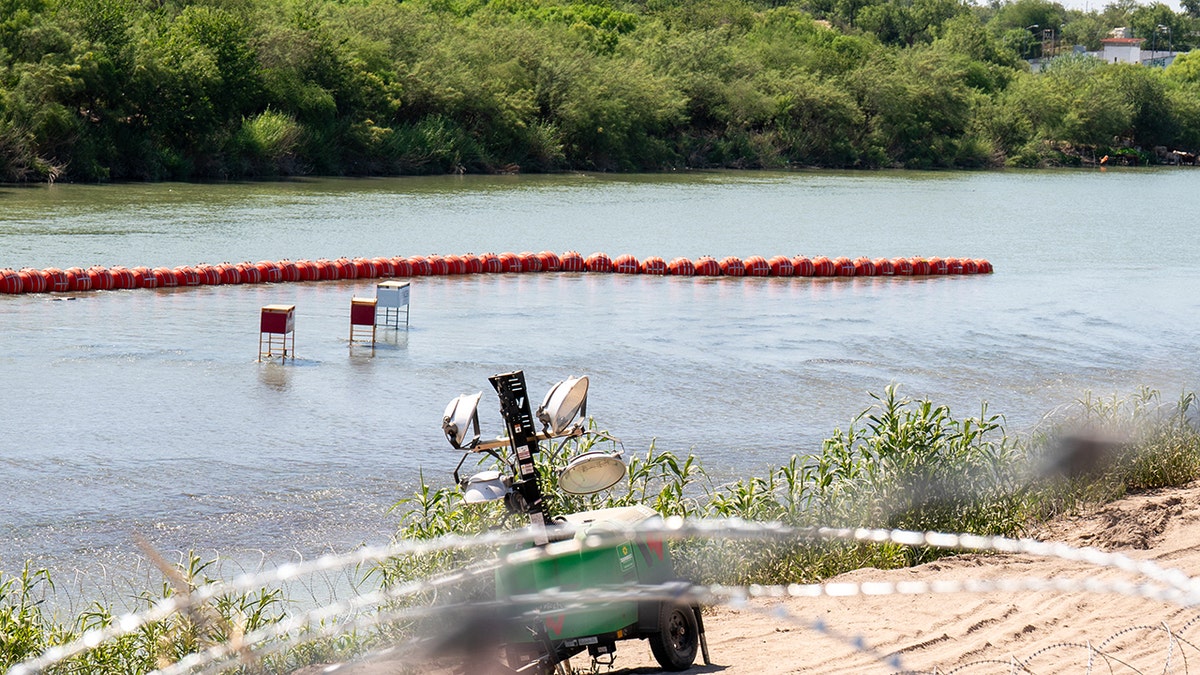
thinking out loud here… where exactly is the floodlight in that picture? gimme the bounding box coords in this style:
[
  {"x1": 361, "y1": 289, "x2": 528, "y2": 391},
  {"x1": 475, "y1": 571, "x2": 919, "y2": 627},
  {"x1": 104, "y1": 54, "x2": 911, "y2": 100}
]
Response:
[
  {"x1": 462, "y1": 470, "x2": 510, "y2": 503},
  {"x1": 558, "y1": 451, "x2": 626, "y2": 495},
  {"x1": 443, "y1": 392, "x2": 483, "y2": 449},
  {"x1": 537, "y1": 376, "x2": 589, "y2": 435}
]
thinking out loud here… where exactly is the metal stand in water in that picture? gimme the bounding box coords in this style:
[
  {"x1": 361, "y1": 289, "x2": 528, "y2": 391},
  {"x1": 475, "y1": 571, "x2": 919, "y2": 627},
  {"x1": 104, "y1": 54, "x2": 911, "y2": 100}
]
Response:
[{"x1": 442, "y1": 370, "x2": 711, "y2": 674}]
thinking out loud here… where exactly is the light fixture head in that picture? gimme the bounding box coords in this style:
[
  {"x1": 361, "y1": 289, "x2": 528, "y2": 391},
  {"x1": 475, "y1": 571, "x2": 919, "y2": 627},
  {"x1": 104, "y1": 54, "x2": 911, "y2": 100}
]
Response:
[
  {"x1": 461, "y1": 470, "x2": 510, "y2": 503},
  {"x1": 442, "y1": 392, "x2": 483, "y2": 449},
  {"x1": 558, "y1": 451, "x2": 626, "y2": 495},
  {"x1": 537, "y1": 376, "x2": 589, "y2": 435}
]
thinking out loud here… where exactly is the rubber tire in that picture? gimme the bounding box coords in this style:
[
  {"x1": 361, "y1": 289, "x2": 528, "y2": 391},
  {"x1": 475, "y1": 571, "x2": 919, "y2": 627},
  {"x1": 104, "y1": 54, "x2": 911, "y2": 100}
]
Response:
[{"x1": 648, "y1": 602, "x2": 699, "y2": 671}]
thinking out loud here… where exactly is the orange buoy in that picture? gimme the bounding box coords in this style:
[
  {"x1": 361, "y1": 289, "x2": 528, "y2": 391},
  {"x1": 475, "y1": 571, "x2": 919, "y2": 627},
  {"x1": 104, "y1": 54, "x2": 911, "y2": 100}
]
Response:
[
  {"x1": 217, "y1": 262, "x2": 242, "y2": 284},
  {"x1": 495, "y1": 252, "x2": 519, "y2": 273},
  {"x1": 834, "y1": 257, "x2": 856, "y2": 277},
  {"x1": 810, "y1": 256, "x2": 834, "y2": 276},
  {"x1": 109, "y1": 266, "x2": 136, "y2": 290},
  {"x1": 152, "y1": 267, "x2": 177, "y2": 287},
  {"x1": 892, "y1": 258, "x2": 913, "y2": 276},
  {"x1": 426, "y1": 255, "x2": 448, "y2": 275},
  {"x1": 254, "y1": 260, "x2": 282, "y2": 283},
  {"x1": 640, "y1": 256, "x2": 667, "y2": 275},
  {"x1": 910, "y1": 258, "x2": 931, "y2": 276},
  {"x1": 744, "y1": 256, "x2": 770, "y2": 277},
  {"x1": 460, "y1": 254, "x2": 482, "y2": 274},
  {"x1": 88, "y1": 266, "x2": 114, "y2": 290},
  {"x1": 719, "y1": 256, "x2": 746, "y2": 277},
  {"x1": 694, "y1": 256, "x2": 721, "y2": 276},
  {"x1": 372, "y1": 257, "x2": 396, "y2": 277},
  {"x1": 351, "y1": 257, "x2": 377, "y2": 279},
  {"x1": 962, "y1": 259, "x2": 978, "y2": 274},
  {"x1": 408, "y1": 255, "x2": 431, "y2": 276},
  {"x1": 443, "y1": 254, "x2": 465, "y2": 275},
  {"x1": 0, "y1": 268, "x2": 23, "y2": 294},
  {"x1": 560, "y1": 250, "x2": 585, "y2": 272},
  {"x1": 391, "y1": 257, "x2": 413, "y2": 277},
  {"x1": 538, "y1": 251, "x2": 561, "y2": 272},
  {"x1": 976, "y1": 259, "x2": 993, "y2": 274},
  {"x1": 43, "y1": 267, "x2": 70, "y2": 292},
  {"x1": 768, "y1": 255, "x2": 794, "y2": 277},
  {"x1": 233, "y1": 263, "x2": 259, "y2": 285},
  {"x1": 333, "y1": 257, "x2": 358, "y2": 280},
  {"x1": 18, "y1": 268, "x2": 48, "y2": 293},
  {"x1": 131, "y1": 266, "x2": 157, "y2": 289},
  {"x1": 873, "y1": 258, "x2": 895, "y2": 276},
  {"x1": 518, "y1": 251, "x2": 542, "y2": 273},
  {"x1": 927, "y1": 257, "x2": 948, "y2": 275},
  {"x1": 853, "y1": 257, "x2": 876, "y2": 277},
  {"x1": 613, "y1": 254, "x2": 639, "y2": 274},
  {"x1": 585, "y1": 252, "x2": 613, "y2": 273},
  {"x1": 276, "y1": 260, "x2": 300, "y2": 282},
  {"x1": 946, "y1": 258, "x2": 965, "y2": 274},
  {"x1": 176, "y1": 265, "x2": 201, "y2": 286},
  {"x1": 195, "y1": 263, "x2": 221, "y2": 285},
  {"x1": 792, "y1": 256, "x2": 816, "y2": 277},
  {"x1": 65, "y1": 267, "x2": 91, "y2": 292},
  {"x1": 667, "y1": 257, "x2": 695, "y2": 276},
  {"x1": 479, "y1": 253, "x2": 502, "y2": 273}
]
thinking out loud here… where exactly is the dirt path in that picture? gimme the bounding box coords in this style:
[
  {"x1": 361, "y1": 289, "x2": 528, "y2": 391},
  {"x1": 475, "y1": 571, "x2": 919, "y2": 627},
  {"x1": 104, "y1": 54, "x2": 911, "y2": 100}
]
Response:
[{"x1": 598, "y1": 482, "x2": 1200, "y2": 674}]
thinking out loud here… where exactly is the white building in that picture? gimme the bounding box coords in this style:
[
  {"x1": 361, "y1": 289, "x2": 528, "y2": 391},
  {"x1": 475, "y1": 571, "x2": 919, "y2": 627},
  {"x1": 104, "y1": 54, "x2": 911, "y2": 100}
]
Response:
[{"x1": 1100, "y1": 37, "x2": 1145, "y2": 63}]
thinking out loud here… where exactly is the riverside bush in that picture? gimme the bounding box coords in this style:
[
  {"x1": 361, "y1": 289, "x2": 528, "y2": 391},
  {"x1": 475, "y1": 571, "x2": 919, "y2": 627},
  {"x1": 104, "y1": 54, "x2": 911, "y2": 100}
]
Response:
[{"x1": 4, "y1": 0, "x2": 1200, "y2": 181}]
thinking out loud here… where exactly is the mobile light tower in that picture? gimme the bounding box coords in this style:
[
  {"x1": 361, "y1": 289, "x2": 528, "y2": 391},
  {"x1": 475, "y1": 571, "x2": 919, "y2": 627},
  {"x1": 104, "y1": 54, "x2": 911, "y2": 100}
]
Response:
[{"x1": 441, "y1": 370, "x2": 709, "y2": 674}]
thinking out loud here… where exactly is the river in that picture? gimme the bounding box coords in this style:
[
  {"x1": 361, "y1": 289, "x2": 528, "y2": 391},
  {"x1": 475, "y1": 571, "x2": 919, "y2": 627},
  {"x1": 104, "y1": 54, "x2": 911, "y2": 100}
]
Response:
[{"x1": 1, "y1": 168, "x2": 1197, "y2": 602}]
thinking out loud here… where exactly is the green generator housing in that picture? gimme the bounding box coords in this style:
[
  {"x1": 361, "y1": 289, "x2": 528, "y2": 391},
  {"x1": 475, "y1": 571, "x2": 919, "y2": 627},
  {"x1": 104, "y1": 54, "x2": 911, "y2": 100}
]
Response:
[{"x1": 495, "y1": 504, "x2": 676, "y2": 652}]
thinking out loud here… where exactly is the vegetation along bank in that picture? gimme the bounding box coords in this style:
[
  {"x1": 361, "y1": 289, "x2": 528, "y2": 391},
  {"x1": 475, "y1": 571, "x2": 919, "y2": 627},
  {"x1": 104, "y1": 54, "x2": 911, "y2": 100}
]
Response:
[{"x1": 4, "y1": 0, "x2": 1200, "y2": 182}]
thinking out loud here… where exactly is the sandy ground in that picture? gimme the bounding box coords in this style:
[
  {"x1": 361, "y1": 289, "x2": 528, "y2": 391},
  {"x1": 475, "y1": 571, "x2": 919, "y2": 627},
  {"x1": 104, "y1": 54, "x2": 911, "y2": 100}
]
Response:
[{"x1": 301, "y1": 481, "x2": 1200, "y2": 674}]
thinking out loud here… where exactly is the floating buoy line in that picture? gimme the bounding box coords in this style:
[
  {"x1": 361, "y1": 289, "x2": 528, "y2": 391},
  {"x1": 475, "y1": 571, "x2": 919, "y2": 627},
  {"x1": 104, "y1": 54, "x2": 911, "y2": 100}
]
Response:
[{"x1": 0, "y1": 252, "x2": 993, "y2": 295}]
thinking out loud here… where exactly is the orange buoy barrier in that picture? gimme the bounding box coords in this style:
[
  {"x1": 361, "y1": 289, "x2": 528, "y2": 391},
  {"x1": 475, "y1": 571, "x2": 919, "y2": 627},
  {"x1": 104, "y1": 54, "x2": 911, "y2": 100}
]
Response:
[
  {"x1": 560, "y1": 250, "x2": 585, "y2": 272},
  {"x1": 585, "y1": 252, "x2": 613, "y2": 273},
  {"x1": 668, "y1": 257, "x2": 694, "y2": 276},
  {"x1": 640, "y1": 256, "x2": 667, "y2": 275},
  {"x1": 3, "y1": 253, "x2": 993, "y2": 294},
  {"x1": 613, "y1": 254, "x2": 639, "y2": 274}
]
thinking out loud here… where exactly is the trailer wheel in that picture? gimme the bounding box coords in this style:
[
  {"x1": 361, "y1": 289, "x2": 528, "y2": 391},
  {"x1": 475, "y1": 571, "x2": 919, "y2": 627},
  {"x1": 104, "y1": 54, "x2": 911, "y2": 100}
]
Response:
[{"x1": 649, "y1": 602, "x2": 698, "y2": 671}]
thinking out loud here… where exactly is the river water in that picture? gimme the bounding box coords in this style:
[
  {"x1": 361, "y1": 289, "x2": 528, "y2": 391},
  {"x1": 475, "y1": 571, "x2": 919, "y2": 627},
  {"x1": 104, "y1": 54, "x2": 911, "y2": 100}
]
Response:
[{"x1": 1, "y1": 169, "x2": 1197, "y2": 599}]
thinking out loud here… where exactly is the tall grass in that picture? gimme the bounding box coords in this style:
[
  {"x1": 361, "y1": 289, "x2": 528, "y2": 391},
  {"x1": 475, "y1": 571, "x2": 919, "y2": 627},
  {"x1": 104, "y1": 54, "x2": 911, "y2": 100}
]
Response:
[{"x1": 3, "y1": 387, "x2": 1198, "y2": 672}]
